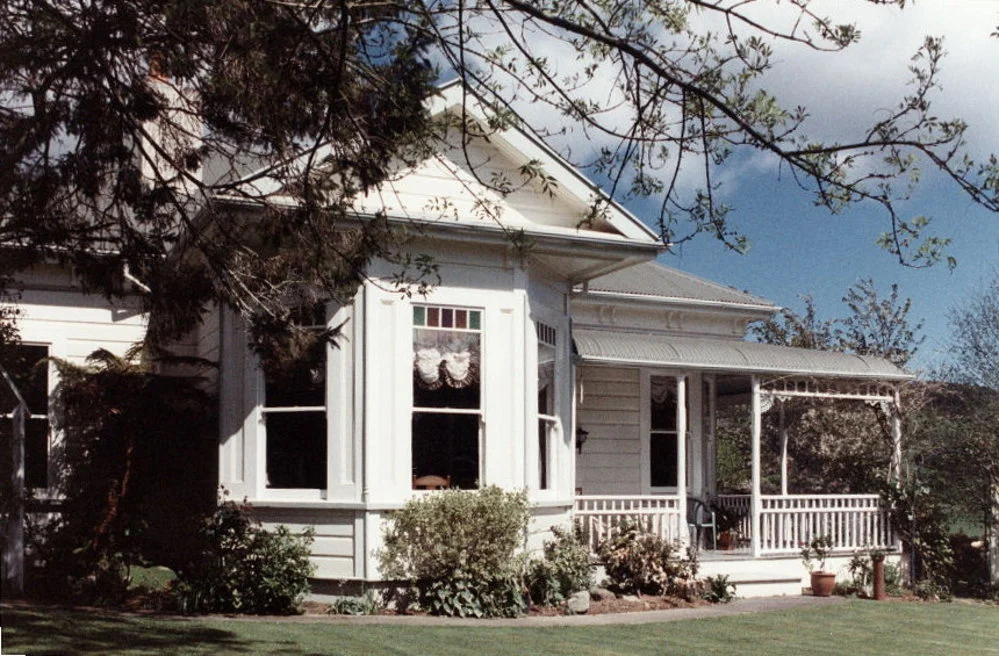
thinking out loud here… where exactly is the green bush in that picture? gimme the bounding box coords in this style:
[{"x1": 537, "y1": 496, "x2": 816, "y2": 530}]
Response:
[
  {"x1": 175, "y1": 497, "x2": 315, "y2": 615},
  {"x1": 526, "y1": 526, "x2": 593, "y2": 607},
  {"x1": 703, "y1": 574, "x2": 736, "y2": 603},
  {"x1": 596, "y1": 519, "x2": 698, "y2": 597},
  {"x1": 327, "y1": 591, "x2": 382, "y2": 615},
  {"x1": 882, "y1": 481, "x2": 954, "y2": 592},
  {"x1": 379, "y1": 486, "x2": 530, "y2": 618}
]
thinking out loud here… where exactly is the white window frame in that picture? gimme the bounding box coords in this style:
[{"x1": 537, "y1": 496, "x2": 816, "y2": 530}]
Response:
[
  {"x1": 640, "y1": 369, "x2": 691, "y2": 496},
  {"x1": 534, "y1": 319, "x2": 560, "y2": 493},
  {"x1": 410, "y1": 303, "x2": 485, "y2": 490},
  {"x1": 254, "y1": 305, "x2": 334, "y2": 501}
]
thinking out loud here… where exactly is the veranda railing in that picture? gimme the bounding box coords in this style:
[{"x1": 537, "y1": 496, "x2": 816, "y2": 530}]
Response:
[
  {"x1": 715, "y1": 493, "x2": 893, "y2": 554},
  {"x1": 576, "y1": 493, "x2": 893, "y2": 555},
  {"x1": 574, "y1": 495, "x2": 683, "y2": 553}
]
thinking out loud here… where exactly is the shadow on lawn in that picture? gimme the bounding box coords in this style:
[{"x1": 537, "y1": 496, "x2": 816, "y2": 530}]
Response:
[{"x1": 2, "y1": 606, "x2": 303, "y2": 655}]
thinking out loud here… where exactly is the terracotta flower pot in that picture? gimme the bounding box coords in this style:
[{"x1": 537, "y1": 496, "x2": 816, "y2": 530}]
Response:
[
  {"x1": 810, "y1": 571, "x2": 837, "y2": 597},
  {"x1": 717, "y1": 531, "x2": 736, "y2": 550}
]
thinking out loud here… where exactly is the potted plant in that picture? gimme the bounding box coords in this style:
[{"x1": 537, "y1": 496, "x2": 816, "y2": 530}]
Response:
[
  {"x1": 801, "y1": 535, "x2": 836, "y2": 596},
  {"x1": 711, "y1": 503, "x2": 745, "y2": 550}
]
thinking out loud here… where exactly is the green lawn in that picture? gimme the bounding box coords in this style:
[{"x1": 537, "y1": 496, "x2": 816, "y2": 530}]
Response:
[{"x1": 3, "y1": 600, "x2": 999, "y2": 655}]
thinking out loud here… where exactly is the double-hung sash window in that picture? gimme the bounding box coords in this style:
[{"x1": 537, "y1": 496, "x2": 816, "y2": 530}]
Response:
[
  {"x1": 0, "y1": 344, "x2": 50, "y2": 489},
  {"x1": 412, "y1": 305, "x2": 482, "y2": 489},
  {"x1": 536, "y1": 321, "x2": 558, "y2": 491},
  {"x1": 649, "y1": 375, "x2": 680, "y2": 490},
  {"x1": 261, "y1": 306, "x2": 328, "y2": 491}
]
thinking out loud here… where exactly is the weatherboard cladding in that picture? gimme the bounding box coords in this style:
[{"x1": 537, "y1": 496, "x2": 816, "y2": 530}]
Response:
[
  {"x1": 572, "y1": 329, "x2": 911, "y2": 380},
  {"x1": 583, "y1": 261, "x2": 774, "y2": 308}
]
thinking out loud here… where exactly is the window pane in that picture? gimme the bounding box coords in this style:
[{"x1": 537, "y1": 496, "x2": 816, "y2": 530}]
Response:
[
  {"x1": 266, "y1": 411, "x2": 327, "y2": 489},
  {"x1": 0, "y1": 345, "x2": 48, "y2": 412},
  {"x1": 413, "y1": 306, "x2": 426, "y2": 326},
  {"x1": 441, "y1": 308, "x2": 453, "y2": 328},
  {"x1": 650, "y1": 432, "x2": 678, "y2": 487},
  {"x1": 0, "y1": 417, "x2": 48, "y2": 489},
  {"x1": 468, "y1": 311, "x2": 481, "y2": 330},
  {"x1": 455, "y1": 310, "x2": 467, "y2": 329},
  {"x1": 290, "y1": 304, "x2": 326, "y2": 329},
  {"x1": 427, "y1": 307, "x2": 440, "y2": 327},
  {"x1": 538, "y1": 342, "x2": 555, "y2": 415},
  {"x1": 264, "y1": 343, "x2": 325, "y2": 407},
  {"x1": 0, "y1": 345, "x2": 49, "y2": 489},
  {"x1": 25, "y1": 418, "x2": 48, "y2": 488},
  {"x1": 538, "y1": 419, "x2": 550, "y2": 490},
  {"x1": 412, "y1": 412, "x2": 479, "y2": 489},
  {"x1": 650, "y1": 376, "x2": 676, "y2": 431}
]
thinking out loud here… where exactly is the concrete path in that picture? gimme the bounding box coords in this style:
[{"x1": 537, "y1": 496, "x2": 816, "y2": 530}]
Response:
[{"x1": 260, "y1": 595, "x2": 847, "y2": 627}]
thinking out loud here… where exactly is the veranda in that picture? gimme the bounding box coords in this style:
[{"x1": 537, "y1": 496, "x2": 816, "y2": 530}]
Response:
[{"x1": 572, "y1": 368, "x2": 902, "y2": 559}]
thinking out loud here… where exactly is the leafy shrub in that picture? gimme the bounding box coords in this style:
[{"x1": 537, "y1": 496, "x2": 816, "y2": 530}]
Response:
[
  {"x1": 703, "y1": 574, "x2": 736, "y2": 603},
  {"x1": 882, "y1": 481, "x2": 954, "y2": 591},
  {"x1": 379, "y1": 486, "x2": 530, "y2": 618},
  {"x1": 913, "y1": 578, "x2": 953, "y2": 602},
  {"x1": 328, "y1": 591, "x2": 382, "y2": 615},
  {"x1": 596, "y1": 519, "x2": 698, "y2": 597},
  {"x1": 174, "y1": 497, "x2": 315, "y2": 614},
  {"x1": 526, "y1": 525, "x2": 593, "y2": 607}
]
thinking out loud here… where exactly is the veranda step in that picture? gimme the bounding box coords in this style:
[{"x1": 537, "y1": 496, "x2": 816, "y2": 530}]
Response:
[{"x1": 706, "y1": 570, "x2": 803, "y2": 598}]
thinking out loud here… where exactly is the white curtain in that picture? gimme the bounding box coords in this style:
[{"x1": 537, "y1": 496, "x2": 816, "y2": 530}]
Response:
[{"x1": 414, "y1": 329, "x2": 480, "y2": 389}]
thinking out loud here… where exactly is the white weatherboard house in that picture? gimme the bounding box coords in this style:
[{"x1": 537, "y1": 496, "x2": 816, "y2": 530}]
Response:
[{"x1": 3, "y1": 83, "x2": 908, "y2": 597}]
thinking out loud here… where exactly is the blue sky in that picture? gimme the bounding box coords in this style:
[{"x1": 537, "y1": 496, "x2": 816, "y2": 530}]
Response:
[{"x1": 658, "y1": 171, "x2": 999, "y2": 373}]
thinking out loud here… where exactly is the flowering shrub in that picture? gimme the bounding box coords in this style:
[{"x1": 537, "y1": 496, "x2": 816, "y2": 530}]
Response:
[{"x1": 597, "y1": 519, "x2": 698, "y2": 598}]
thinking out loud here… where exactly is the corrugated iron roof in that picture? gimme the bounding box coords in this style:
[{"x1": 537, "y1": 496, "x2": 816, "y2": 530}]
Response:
[
  {"x1": 581, "y1": 262, "x2": 775, "y2": 308},
  {"x1": 573, "y1": 328, "x2": 911, "y2": 381}
]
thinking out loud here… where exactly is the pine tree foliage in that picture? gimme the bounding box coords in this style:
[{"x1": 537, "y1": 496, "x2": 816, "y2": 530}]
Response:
[{"x1": 2, "y1": 1, "x2": 998, "y2": 349}]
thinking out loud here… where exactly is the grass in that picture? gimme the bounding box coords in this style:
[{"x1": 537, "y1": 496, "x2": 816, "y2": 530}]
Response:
[{"x1": 3, "y1": 600, "x2": 999, "y2": 655}]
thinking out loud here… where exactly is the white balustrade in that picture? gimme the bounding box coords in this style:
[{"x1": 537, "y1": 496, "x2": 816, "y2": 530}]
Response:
[
  {"x1": 573, "y1": 495, "x2": 682, "y2": 552},
  {"x1": 758, "y1": 494, "x2": 892, "y2": 553},
  {"x1": 576, "y1": 493, "x2": 893, "y2": 556}
]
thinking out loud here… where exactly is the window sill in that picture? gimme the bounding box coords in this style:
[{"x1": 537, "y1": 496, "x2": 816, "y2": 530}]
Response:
[
  {"x1": 245, "y1": 498, "x2": 367, "y2": 510},
  {"x1": 530, "y1": 498, "x2": 575, "y2": 510},
  {"x1": 244, "y1": 498, "x2": 576, "y2": 512}
]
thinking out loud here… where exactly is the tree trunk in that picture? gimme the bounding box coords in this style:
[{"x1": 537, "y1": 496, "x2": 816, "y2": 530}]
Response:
[{"x1": 990, "y1": 483, "x2": 999, "y2": 585}]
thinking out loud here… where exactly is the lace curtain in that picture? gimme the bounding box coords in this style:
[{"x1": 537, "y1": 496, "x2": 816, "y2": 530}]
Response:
[
  {"x1": 414, "y1": 329, "x2": 480, "y2": 389},
  {"x1": 651, "y1": 377, "x2": 673, "y2": 405}
]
